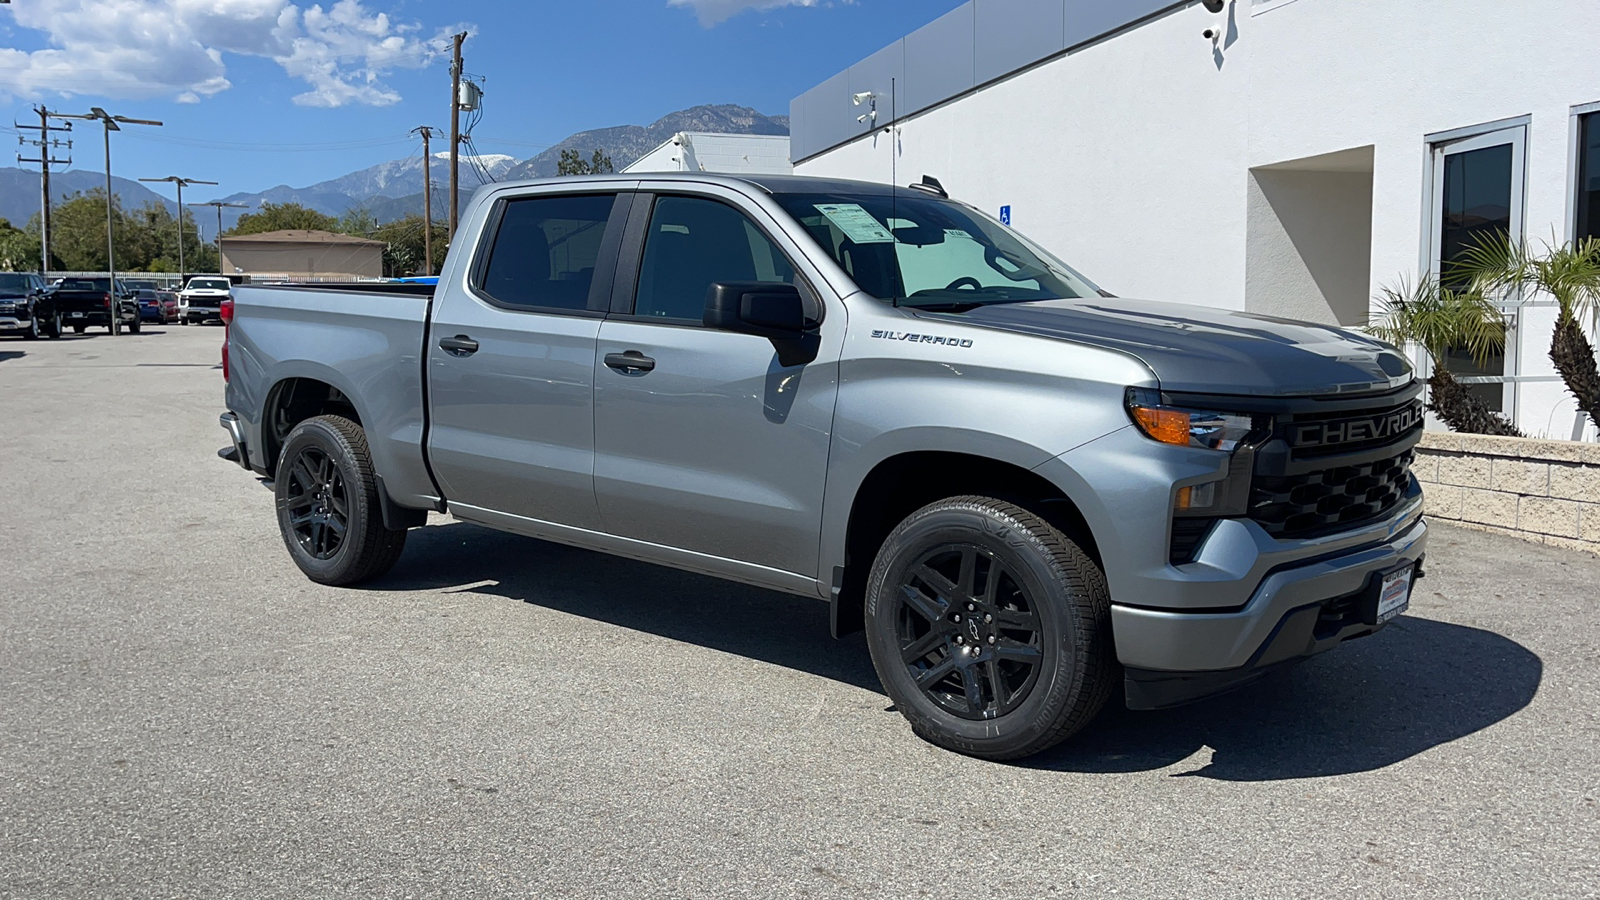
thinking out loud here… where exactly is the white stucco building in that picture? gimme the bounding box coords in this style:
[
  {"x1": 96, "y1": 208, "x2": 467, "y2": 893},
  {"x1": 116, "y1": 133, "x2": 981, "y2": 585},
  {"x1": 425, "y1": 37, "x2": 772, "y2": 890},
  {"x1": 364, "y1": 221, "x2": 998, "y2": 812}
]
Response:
[
  {"x1": 625, "y1": 133, "x2": 792, "y2": 175},
  {"x1": 791, "y1": 0, "x2": 1600, "y2": 438}
]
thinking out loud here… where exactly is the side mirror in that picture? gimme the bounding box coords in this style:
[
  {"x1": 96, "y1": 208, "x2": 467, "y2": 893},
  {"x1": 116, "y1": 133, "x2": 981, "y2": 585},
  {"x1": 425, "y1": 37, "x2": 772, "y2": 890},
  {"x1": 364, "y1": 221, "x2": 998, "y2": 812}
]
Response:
[
  {"x1": 703, "y1": 282, "x2": 822, "y2": 339},
  {"x1": 704, "y1": 281, "x2": 824, "y2": 367}
]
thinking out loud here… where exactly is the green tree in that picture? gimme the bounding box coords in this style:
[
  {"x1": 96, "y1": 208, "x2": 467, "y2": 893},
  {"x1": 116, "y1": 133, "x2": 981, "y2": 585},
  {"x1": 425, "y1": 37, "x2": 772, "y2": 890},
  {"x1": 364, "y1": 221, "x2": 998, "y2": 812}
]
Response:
[
  {"x1": 369, "y1": 213, "x2": 448, "y2": 277},
  {"x1": 557, "y1": 148, "x2": 614, "y2": 176},
  {"x1": 227, "y1": 201, "x2": 339, "y2": 236},
  {"x1": 1367, "y1": 276, "x2": 1522, "y2": 436},
  {"x1": 44, "y1": 189, "x2": 147, "y2": 272},
  {"x1": 338, "y1": 206, "x2": 378, "y2": 236},
  {"x1": 1454, "y1": 234, "x2": 1600, "y2": 433},
  {"x1": 0, "y1": 218, "x2": 40, "y2": 271}
]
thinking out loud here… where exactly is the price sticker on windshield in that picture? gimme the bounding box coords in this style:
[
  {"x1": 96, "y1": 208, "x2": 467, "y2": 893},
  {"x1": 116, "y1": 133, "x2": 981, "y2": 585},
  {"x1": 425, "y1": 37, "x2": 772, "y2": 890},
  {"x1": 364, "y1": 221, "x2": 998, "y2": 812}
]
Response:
[{"x1": 814, "y1": 203, "x2": 896, "y2": 244}]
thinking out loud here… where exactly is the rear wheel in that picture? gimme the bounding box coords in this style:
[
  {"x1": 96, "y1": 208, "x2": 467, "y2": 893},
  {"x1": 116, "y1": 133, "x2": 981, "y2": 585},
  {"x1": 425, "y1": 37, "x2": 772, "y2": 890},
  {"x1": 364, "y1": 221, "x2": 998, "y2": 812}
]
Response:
[
  {"x1": 274, "y1": 415, "x2": 408, "y2": 586},
  {"x1": 864, "y1": 496, "x2": 1115, "y2": 760},
  {"x1": 72, "y1": 324, "x2": 86, "y2": 335},
  {"x1": 128, "y1": 318, "x2": 141, "y2": 334},
  {"x1": 45, "y1": 314, "x2": 61, "y2": 339}
]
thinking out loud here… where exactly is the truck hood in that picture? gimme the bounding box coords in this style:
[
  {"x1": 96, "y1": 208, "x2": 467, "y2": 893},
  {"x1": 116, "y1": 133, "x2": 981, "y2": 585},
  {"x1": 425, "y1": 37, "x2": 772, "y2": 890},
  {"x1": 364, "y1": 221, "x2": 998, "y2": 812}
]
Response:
[{"x1": 923, "y1": 297, "x2": 1413, "y2": 397}]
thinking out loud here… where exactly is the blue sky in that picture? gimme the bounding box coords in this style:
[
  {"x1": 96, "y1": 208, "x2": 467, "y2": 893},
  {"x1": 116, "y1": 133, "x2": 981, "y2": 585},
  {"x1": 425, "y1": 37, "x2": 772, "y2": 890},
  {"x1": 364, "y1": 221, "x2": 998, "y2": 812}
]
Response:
[{"x1": 0, "y1": 0, "x2": 964, "y2": 203}]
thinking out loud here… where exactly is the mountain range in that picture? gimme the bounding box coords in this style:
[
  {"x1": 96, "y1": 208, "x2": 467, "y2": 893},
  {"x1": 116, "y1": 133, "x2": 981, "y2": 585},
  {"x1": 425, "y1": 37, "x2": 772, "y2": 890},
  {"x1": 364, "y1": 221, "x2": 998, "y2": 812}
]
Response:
[{"x1": 0, "y1": 104, "x2": 788, "y2": 240}]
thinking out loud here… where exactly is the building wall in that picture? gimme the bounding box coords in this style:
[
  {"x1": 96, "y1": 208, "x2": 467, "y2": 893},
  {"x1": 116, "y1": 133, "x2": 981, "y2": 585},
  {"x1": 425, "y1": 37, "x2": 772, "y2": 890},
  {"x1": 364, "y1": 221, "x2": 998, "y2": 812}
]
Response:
[
  {"x1": 795, "y1": 0, "x2": 1600, "y2": 438},
  {"x1": 220, "y1": 242, "x2": 383, "y2": 281}
]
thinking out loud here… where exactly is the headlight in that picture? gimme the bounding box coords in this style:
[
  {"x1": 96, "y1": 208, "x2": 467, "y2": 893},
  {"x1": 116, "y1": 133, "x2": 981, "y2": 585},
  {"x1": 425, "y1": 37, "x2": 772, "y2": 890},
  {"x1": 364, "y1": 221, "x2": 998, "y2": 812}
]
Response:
[{"x1": 1124, "y1": 388, "x2": 1267, "y2": 452}]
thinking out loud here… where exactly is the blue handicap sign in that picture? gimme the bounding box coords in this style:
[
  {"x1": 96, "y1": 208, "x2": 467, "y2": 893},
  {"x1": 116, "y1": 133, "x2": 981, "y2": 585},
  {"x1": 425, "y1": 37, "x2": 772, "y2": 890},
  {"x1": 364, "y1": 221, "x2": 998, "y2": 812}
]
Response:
[{"x1": 1000, "y1": 205, "x2": 1011, "y2": 226}]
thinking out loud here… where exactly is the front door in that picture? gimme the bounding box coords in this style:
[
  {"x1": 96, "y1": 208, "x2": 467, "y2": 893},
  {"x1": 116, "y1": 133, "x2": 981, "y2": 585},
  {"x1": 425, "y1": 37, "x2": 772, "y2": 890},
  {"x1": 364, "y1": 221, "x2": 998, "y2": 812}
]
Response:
[
  {"x1": 592, "y1": 190, "x2": 841, "y2": 579},
  {"x1": 427, "y1": 189, "x2": 632, "y2": 530},
  {"x1": 1427, "y1": 123, "x2": 1527, "y2": 416}
]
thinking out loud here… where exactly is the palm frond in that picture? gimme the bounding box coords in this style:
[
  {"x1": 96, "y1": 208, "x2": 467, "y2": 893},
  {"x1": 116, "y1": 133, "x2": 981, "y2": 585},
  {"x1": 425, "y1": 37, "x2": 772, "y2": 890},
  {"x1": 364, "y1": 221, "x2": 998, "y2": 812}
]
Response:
[{"x1": 1365, "y1": 274, "x2": 1508, "y2": 368}]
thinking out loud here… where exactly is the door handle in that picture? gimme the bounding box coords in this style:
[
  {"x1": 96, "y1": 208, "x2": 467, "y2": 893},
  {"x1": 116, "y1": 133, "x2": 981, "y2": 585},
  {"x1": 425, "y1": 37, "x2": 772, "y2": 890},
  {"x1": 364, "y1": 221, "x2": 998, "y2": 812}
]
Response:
[
  {"x1": 604, "y1": 351, "x2": 656, "y2": 374},
  {"x1": 439, "y1": 334, "x2": 479, "y2": 356}
]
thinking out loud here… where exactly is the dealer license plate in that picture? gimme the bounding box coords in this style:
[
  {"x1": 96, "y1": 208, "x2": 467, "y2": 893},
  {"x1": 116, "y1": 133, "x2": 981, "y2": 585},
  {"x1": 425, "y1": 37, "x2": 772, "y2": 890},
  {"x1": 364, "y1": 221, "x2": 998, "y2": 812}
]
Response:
[
  {"x1": 70, "y1": 312, "x2": 83, "y2": 318},
  {"x1": 1377, "y1": 565, "x2": 1413, "y2": 624}
]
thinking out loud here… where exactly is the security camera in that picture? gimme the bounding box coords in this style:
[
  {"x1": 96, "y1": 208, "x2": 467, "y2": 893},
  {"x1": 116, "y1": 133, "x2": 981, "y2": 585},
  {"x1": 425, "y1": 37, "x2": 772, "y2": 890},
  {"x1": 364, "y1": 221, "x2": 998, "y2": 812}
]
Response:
[
  {"x1": 1203, "y1": 25, "x2": 1220, "y2": 40},
  {"x1": 1201, "y1": 0, "x2": 1225, "y2": 12},
  {"x1": 852, "y1": 91, "x2": 875, "y2": 106}
]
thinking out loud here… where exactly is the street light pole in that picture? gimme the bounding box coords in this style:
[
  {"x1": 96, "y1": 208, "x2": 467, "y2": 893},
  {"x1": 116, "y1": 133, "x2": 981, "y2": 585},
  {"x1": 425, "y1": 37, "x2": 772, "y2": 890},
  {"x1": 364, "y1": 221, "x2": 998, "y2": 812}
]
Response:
[
  {"x1": 55, "y1": 108, "x2": 162, "y2": 335},
  {"x1": 140, "y1": 175, "x2": 217, "y2": 286},
  {"x1": 188, "y1": 201, "x2": 250, "y2": 273}
]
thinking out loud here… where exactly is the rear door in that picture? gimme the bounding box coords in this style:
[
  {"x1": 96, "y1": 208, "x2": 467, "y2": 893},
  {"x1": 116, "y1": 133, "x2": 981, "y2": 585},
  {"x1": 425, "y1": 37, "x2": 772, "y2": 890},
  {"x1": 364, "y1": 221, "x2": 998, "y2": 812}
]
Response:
[
  {"x1": 591, "y1": 186, "x2": 843, "y2": 581},
  {"x1": 427, "y1": 186, "x2": 634, "y2": 530}
]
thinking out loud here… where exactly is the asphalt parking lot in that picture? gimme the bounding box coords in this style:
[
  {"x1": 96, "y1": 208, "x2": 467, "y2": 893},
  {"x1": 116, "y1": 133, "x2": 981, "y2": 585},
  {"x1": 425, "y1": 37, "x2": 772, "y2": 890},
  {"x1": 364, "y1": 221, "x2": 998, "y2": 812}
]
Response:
[{"x1": 1, "y1": 324, "x2": 1597, "y2": 899}]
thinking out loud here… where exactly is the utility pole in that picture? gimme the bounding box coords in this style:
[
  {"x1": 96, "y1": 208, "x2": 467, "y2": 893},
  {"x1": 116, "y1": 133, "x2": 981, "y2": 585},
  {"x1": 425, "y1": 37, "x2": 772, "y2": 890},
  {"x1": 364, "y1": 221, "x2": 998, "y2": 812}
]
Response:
[
  {"x1": 15, "y1": 106, "x2": 72, "y2": 275},
  {"x1": 188, "y1": 201, "x2": 249, "y2": 272},
  {"x1": 53, "y1": 108, "x2": 162, "y2": 335},
  {"x1": 448, "y1": 31, "x2": 466, "y2": 241},
  {"x1": 139, "y1": 176, "x2": 216, "y2": 286},
  {"x1": 411, "y1": 126, "x2": 439, "y2": 275}
]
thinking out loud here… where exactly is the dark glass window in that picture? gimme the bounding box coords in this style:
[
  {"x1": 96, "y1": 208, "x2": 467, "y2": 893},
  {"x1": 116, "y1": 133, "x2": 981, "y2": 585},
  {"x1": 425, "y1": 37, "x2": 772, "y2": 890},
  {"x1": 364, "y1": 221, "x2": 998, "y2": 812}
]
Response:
[
  {"x1": 633, "y1": 196, "x2": 795, "y2": 321},
  {"x1": 480, "y1": 193, "x2": 616, "y2": 311},
  {"x1": 1438, "y1": 141, "x2": 1515, "y2": 410},
  {"x1": 1578, "y1": 113, "x2": 1600, "y2": 242}
]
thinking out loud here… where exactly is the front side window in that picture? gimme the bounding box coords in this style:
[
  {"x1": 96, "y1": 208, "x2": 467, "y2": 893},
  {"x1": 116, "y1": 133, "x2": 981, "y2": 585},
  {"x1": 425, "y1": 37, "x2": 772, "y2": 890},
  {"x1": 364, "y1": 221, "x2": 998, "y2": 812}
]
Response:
[
  {"x1": 1578, "y1": 112, "x2": 1600, "y2": 242},
  {"x1": 773, "y1": 190, "x2": 1098, "y2": 309},
  {"x1": 632, "y1": 196, "x2": 795, "y2": 321},
  {"x1": 480, "y1": 193, "x2": 617, "y2": 312}
]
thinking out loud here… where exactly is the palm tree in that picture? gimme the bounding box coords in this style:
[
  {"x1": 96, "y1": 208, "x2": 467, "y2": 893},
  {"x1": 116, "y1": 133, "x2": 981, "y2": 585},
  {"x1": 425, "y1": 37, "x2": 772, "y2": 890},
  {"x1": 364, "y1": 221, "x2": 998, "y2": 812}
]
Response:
[
  {"x1": 1452, "y1": 234, "x2": 1600, "y2": 435},
  {"x1": 1367, "y1": 276, "x2": 1523, "y2": 436}
]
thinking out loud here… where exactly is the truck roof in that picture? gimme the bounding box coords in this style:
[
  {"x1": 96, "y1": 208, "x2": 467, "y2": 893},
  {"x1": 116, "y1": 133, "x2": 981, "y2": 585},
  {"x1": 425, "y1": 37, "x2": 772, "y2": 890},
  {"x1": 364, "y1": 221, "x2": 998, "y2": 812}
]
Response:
[{"x1": 475, "y1": 172, "x2": 902, "y2": 197}]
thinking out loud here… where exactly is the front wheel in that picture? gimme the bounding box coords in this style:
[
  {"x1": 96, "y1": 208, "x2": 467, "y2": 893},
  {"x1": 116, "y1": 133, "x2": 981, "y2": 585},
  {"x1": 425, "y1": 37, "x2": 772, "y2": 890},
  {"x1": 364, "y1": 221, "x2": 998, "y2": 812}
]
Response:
[
  {"x1": 22, "y1": 316, "x2": 39, "y2": 340},
  {"x1": 864, "y1": 496, "x2": 1115, "y2": 760},
  {"x1": 274, "y1": 415, "x2": 408, "y2": 585},
  {"x1": 128, "y1": 318, "x2": 141, "y2": 334}
]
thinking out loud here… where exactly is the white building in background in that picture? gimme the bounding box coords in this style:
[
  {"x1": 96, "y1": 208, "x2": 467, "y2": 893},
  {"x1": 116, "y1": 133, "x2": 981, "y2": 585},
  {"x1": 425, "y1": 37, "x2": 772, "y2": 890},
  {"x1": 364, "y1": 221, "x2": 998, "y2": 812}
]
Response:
[
  {"x1": 790, "y1": 0, "x2": 1600, "y2": 439},
  {"x1": 624, "y1": 133, "x2": 792, "y2": 175}
]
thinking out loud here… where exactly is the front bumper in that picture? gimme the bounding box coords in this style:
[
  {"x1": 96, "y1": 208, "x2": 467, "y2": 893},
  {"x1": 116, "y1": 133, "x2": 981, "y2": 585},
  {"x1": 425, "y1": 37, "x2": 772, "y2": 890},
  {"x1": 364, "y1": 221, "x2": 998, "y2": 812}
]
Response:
[
  {"x1": 1115, "y1": 512, "x2": 1427, "y2": 708},
  {"x1": 0, "y1": 316, "x2": 30, "y2": 330}
]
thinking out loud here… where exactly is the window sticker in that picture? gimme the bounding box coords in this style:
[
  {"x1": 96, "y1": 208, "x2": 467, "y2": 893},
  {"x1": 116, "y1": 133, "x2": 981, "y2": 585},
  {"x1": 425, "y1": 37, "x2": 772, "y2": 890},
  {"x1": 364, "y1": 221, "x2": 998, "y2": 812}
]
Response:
[{"x1": 814, "y1": 203, "x2": 896, "y2": 244}]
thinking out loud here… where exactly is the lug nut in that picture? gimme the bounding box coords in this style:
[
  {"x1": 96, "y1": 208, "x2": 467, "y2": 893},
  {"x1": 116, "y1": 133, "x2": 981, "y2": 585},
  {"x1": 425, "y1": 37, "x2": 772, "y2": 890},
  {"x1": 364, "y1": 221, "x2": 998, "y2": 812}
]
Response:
[
  {"x1": 953, "y1": 614, "x2": 962, "y2": 623},
  {"x1": 987, "y1": 635, "x2": 996, "y2": 645},
  {"x1": 954, "y1": 635, "x2": 963, "y2": 644},
  {"x1": 984, "y1": 614, "x2": 993, "y2": 624},
  {"x1": 967, "y1": 603, "x2": 976, "y2": 611}
]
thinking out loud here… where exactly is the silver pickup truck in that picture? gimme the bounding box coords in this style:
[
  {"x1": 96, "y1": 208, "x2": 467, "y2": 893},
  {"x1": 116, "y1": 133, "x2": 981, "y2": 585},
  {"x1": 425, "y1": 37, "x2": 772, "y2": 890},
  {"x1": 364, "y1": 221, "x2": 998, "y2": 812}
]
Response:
[{"x1": 219, "y1": 173, "x2": 1427, "y2": 759}]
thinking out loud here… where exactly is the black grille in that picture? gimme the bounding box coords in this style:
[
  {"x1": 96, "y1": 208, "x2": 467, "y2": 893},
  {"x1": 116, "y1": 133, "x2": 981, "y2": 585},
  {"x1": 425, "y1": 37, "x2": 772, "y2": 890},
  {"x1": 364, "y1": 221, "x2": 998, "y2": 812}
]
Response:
[{"x1": 1250, "y1": 451, "x2": 1414, "y2": 539}]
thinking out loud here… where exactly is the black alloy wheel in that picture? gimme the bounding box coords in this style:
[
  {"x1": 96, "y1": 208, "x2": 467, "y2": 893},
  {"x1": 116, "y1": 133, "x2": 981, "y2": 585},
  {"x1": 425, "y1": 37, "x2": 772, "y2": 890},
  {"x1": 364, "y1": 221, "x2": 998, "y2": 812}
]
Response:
[
  {"x1": 273, "y1": 415, "x2": 408, "y2": 585},
  {"x1": 283, "y1": 446, "x2": 350, "y2": 560},
  {"x1": 893, "y1": 543, "x2": 1046, "y2": 720},
  {"x1": 865, "y1": 496, "x2": 1115, "y2": 760}
]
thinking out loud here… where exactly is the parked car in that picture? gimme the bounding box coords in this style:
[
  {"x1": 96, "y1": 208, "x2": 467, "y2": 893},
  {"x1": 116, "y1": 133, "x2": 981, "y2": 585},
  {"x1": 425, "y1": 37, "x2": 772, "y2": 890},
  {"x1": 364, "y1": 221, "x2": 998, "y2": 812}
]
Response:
[
  {"x1": 49, "y1": 277, "x2": 140, "y2": 335},
  {"x1": 179, "y1": 276, "x2": 232, "y2": 325},
  {"x1": 136, "y1": 289, "x2": 179, "y2": 324},
  {"x1": 124, "y1": 279, "x2": 162, "y2": 294},
  {"x1": 219, "y1": 173, "x2": 1426, "y2": 760},
  {"x1": 0, "y1": 272, "x2": 60, "y2": 339}
]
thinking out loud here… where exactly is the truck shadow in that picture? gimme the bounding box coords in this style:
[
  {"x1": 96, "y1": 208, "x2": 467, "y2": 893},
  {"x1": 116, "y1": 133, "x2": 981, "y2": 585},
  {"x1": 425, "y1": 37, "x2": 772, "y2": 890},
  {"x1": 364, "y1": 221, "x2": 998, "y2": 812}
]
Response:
[
  {"x1": 0, "y1": 350, "x2": 24, "y2": 363},
  {"x1": 375, "y1": 521, "x2": 1541, "y2": 782}
]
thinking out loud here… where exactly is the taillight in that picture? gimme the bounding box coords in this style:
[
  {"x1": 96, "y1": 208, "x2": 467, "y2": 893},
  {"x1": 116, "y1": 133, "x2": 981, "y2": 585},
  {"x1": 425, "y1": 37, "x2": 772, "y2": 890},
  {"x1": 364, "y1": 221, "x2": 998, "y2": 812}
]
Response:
[
  {"x1": 103, "y1": 293, "x2": 112, "y2": 309},
  {"x1": 220, "y1": 297, "x2": 233, "y2": 382},
  {"x1": 222, "y1": 337, "x2": 230, "y2": 382},
  {"x1": 220, "y1": 297, "x2": 234, "y2": 324}
]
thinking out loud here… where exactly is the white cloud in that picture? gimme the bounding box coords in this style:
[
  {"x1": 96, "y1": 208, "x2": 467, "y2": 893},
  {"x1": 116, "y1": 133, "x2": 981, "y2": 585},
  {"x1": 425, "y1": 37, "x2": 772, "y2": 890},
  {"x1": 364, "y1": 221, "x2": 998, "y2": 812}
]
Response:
[
  {"x1": 0, "y1": 0, "x2": 458, "y2": 107},
  {"x1": 667, "y1": 0, "x2": 824, "y2": 27}
]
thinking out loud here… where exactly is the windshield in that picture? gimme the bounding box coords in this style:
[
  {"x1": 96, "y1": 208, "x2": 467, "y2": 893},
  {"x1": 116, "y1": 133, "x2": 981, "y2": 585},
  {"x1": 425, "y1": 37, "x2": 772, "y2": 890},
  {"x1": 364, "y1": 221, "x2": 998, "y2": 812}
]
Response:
[
  {"x1": 58, "y1": 278, "x2": 110, "y2": 291},
  {"x1": 125, "y1": 280, "x2": 158, "y2": 290},
  {"x1": 0, "y1": 274, "x2": 31, "y2": 291},
  {"x1": 187, "y1": 279, "x2": 230, "y2": 291},
  {"x1": 772, "y1": 190, "x2": 1100, "y2": 309}
]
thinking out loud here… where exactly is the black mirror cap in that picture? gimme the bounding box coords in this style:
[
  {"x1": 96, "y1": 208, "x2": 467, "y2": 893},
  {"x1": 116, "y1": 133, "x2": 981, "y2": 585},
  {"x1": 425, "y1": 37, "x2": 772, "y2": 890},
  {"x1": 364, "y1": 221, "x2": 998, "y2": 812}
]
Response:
[{"x1": 704, "y1": 281, "x2": 823, "y2": 339}]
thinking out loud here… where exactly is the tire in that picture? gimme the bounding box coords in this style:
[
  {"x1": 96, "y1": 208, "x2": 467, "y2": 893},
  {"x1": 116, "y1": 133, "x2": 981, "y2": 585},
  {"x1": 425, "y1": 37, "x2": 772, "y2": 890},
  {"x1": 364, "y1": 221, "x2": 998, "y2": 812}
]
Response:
[
  {"x1": 274, "y1": 415, "x2": 408, "y2": 586},
  {"x1": 72, "y1": 324, "x2": 86, "y2": 335},
  {"x1": 864, "y1": 496, "x2": 1115, "y2": 761},
  {"x1": 22, "y1": 316, "x2": 39, "y2": 340},
  {"x1": 46, "y1": 314, "x2": 62, "y2": 339},
  {"x1": 180, "y1": 316, "x2": 189, "y2": 325},
  {"x1": 128, "y1": 318, "x2": 141, "y2": 334}
]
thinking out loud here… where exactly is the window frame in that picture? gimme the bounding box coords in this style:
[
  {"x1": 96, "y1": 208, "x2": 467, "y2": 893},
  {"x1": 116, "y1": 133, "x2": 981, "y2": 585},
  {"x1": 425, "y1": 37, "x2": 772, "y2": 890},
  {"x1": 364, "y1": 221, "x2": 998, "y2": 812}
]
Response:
[
  {"x1": 1568, "y1": 101, "x2": 1600, "y2": 242},
  {"x1": 1418, "y1": 117, "x2": 1531, "y2": 418},
  {"x1": 609, "y1": 190, "x2": 818, "y2": 328},
  {"x1": 466, "y1": 189, "x2": 633, "y2": 318}
]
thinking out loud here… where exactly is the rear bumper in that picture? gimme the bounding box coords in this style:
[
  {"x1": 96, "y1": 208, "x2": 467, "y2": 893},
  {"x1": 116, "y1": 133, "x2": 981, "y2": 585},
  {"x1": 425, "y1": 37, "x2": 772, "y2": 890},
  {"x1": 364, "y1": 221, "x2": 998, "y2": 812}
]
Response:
[{"x1": 1114, "y1": 513, "x2": 1427, "y2": 708}]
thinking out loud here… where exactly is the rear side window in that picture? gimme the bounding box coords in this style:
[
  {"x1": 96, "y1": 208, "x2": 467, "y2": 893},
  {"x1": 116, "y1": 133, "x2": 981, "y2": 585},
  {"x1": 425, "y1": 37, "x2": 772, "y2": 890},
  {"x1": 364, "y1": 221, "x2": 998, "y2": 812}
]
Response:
[
  {"x1": 632, "y1": 196, "x2": 795, "y2": 321},
  {"x1": 480, "y1": 193, "x2": 617, "y2": 312}
]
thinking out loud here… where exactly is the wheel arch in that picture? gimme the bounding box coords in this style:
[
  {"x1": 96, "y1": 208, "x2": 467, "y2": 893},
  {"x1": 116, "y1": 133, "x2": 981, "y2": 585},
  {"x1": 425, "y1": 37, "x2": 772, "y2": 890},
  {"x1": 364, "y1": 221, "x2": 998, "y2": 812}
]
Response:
[
  {"x1": 830, "y1": 448, "x2": 1102, "y2": 638},
  {"x1": 259, "y1": 368, "x2": 366, "y2": 477}
]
